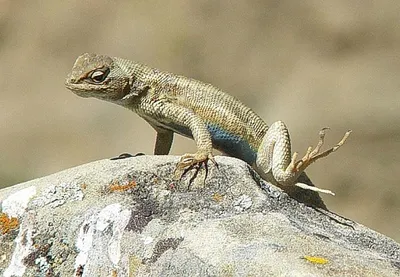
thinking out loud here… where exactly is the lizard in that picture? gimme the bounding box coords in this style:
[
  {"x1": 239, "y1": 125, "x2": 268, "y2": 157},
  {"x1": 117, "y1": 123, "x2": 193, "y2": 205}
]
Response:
[{"x1": 65, "y1": 53, "x2": 351, "y2": 209}]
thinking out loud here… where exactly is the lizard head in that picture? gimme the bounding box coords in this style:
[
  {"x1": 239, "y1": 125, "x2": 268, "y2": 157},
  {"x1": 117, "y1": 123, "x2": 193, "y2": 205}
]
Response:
[{"x1": 65, "y1": 53, "x2": 132, "y2": 102}]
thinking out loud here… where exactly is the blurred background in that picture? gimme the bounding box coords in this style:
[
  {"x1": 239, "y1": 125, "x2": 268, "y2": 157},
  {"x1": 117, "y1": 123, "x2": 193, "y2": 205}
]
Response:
[{"x1": 0, "y1": 1, "x2": 399, "y2": 241}]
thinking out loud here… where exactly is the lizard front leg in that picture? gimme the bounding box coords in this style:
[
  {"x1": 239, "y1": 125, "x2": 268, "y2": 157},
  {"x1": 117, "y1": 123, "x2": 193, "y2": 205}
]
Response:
[
  {"x1": 151, "y1": 125, "x2": 174, "y2": 155},
  {"x1": 151, "y1": 101, "x2": 215, "y2": 177},
  {"x1": 255, "y1": 121, "x2": 351, "y2": 195}
]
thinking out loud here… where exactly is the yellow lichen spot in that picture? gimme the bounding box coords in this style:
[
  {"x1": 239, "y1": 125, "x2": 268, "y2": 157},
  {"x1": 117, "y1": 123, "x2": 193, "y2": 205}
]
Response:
[
  {"x1": 129, "y1": 255, "x2": 143, "y2": 277},
  {"x1": 212, "y1": 193, "x2": 224, "y2": 202},
  {"x1": 0, "y1": 212, "x2": 19, "y2": 234},
  {"x1": 303, "y1": 255, "x2": 329, "y2": 265},
  {"x1": 220, "y1": 264, "x2": 235, "y2": 277}
]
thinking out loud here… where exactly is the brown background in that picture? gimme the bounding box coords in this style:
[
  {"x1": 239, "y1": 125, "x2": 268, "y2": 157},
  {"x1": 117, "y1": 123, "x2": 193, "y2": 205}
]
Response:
[{"x1": 0, "y1": 1, "x2": 399, "y2": 241}]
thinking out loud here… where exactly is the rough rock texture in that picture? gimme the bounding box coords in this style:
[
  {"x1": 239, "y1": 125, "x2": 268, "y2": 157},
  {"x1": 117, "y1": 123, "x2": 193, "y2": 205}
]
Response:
[{"x1": 0, "y1": 156, "x2": 399, "y2": 277}]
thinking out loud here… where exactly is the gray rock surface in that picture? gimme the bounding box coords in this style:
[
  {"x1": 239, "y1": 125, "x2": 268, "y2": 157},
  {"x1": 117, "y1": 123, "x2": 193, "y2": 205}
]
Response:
[{"x1": 0, "y1": 156, "x2": 399, "y2": 277}]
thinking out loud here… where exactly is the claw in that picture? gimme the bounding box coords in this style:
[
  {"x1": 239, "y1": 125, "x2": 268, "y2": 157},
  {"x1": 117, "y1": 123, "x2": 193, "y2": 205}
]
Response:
[
  {"x1": 174, "y1": 152, "x2": 217, "y2": 186},
  {"x1": 291, "y1": 129, "x2": 352, "y2": 173},
  {"x1": 310, "y1": 127, "x2": 328, "y2": 157},
  {"x1": 289, "y1": 152, "x2": 299, "y2": 171},
  {"x1": 110, "y1": 152, "x2": 143, "y2": 160},
  {"x1": 281, "y1": 129, "x2": 352, "y2": 196}
]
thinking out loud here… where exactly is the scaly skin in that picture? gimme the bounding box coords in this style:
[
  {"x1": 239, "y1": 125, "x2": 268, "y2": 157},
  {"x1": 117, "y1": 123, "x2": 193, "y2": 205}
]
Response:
[{"x1": 65, "y1": 53, "x2": 351, "y2": 209}]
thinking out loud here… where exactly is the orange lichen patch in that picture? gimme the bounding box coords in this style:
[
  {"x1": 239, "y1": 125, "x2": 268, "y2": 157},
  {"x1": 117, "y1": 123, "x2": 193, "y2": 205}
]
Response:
[
  {"x1": 0, "y1": 212, "x2": 19, "y2": 234},
  {"x1": 303, "y1": 255, "x2": 329, "y2": 265},
  {"x1": 212, "y1": 193, "x2": 224, "y2": 202},
  {"x1": 109, "y1": 180, "x2": 137, "y2": 192}
]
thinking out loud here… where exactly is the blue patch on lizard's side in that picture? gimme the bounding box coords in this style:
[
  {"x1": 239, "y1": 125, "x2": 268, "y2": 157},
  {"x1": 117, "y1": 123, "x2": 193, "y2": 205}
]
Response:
[
  {"x1": 161, "y1": 122, "x2": 257, "y2": 165},
  {"x1": 206, "y1": 124, "x2": 257, "y2": 164}
]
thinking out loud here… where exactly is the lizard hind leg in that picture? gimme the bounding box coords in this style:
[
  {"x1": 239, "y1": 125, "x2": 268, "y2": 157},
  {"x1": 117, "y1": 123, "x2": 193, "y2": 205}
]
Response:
[
  {"x1": 255, "y1": 121, "x2": 296, "y2": 186},
  {"x1": 255, "y1": 121, "x2": 351, "y2": 194}
]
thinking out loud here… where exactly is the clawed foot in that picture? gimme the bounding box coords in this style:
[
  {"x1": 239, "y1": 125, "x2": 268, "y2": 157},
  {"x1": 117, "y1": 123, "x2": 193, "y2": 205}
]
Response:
[
  {"x1": 110, "y1": 152, "x2": 145, "y2": 160},
  {"x1": 287, "y1": 128, "x2": 352, "y2": 195},
  {"x1": 287, "y1": 128, "x2": 352, "y2": 173},
  {"x1": 174, "y1": 152, "x2": 217, "y2": 185}
]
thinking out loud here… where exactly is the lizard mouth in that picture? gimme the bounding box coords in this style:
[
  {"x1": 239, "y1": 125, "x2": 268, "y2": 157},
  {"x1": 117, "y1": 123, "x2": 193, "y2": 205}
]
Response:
[
  {"x1": 71, "y1": 90, "x2": 91, "y2": 98},
  {"x1": 73, "y1": 88, "x2": 109, "y2": 99},
  {"x1": 65, "y1": 80, "x2": 109, "y2": 99}
]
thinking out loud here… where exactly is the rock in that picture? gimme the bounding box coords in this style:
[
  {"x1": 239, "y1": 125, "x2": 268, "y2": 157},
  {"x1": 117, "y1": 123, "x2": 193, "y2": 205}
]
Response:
[{"x1": 0, "y1": 156, "x2": 399, "y2": 277}]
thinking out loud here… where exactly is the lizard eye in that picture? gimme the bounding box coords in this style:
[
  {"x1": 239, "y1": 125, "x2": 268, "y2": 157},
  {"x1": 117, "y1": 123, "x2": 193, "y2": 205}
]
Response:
[{"x1": 89, "y1": 68, "x2": 110, "y2": 83}]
